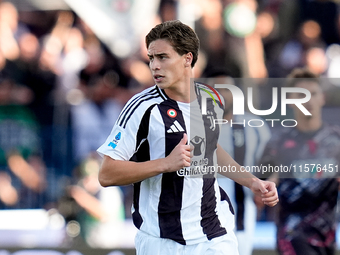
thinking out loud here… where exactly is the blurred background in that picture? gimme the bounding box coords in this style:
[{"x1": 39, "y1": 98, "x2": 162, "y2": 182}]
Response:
[{"x1": 0, "y1": 0, "x2": 340, "y2": 254}]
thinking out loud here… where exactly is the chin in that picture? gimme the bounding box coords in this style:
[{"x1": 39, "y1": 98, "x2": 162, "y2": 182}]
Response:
[{"x1": 156, "y1": 83, "x2": 169, "y2": 90}]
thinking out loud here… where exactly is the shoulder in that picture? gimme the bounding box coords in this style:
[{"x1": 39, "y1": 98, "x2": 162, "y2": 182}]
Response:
[
  {"x1": 116, "y1": 85, "x2": 167, "y2": 128},
  {"x1": 321, "y1": 123, "x2": 340, "y2": 136},
  {"x1": 317, "y1": 123, "x2": 340, "y2": 143},
  {"x1": 125, "y1": 85, "x2": 167, "y2": 106}
]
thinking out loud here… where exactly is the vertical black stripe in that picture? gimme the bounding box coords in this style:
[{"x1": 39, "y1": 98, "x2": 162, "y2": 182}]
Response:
[
  {"x1": 219, "y1": 186, "x2": 235, "y2": 215},
  {"x1": 132, "y1": 182, "x2": 143, "y2": 228},
  {"x1": 158, "y1": 100, "x2": 186, "y2": 245},
  {"x1": 232, "y1": 123, "x2": 246, "y2": 231},
  {"x1": 130, "y1": 104, "x2": 156, "y2": 229},
  {"x1": 201, "y1": 178, "x2": 227, "y2": 240},
  {"x1": 200, "y1": 97, "x2": 227, "y2": 240}
]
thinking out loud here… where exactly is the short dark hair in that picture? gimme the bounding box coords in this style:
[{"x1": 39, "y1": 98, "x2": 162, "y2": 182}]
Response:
[
  {"x1": 145, "y1": 20, "x2": 200, "y2": 68},
  {"x1": 286, "y1": 68, "x2": 320, "y2": 87}
]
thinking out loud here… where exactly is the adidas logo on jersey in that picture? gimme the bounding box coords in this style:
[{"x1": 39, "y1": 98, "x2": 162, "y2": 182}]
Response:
[{"x1": 167, "y1": 120, "x2": 185, "y2": 133}]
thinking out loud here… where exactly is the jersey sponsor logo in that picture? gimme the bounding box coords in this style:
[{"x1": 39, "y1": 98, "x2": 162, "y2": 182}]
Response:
[
  {"x1": 177, "y1": 136, "x2": 209, "y2": 176},
  {"x1": 190, "y1": 135, "x2": 205, "y2": 156},
  {"x1": 108, "y1": 131, "x2": 121, "y2": 149},
  {"x1": 167, "y1": 109, "x2": 177, "y2": 118},
  {"x1": 167, "y1": 120, "x2": 185, "y2": 133}
]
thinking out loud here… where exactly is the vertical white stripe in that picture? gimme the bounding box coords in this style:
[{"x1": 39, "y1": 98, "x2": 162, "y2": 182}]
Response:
[
  {"x1": 181, "y1": 177, "x2": 206, "y2": 241},
  {"x1": 139, "y1": 107, "x2": 165, "y2": 236}
]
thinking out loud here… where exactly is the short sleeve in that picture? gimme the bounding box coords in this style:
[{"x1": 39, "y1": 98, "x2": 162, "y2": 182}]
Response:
[
  {"x1": 97, "y1": 86, "x2": 163, "y2": 161},
  {"x1": 97, "y1": 122, "x2": 138, "y2": 161}
]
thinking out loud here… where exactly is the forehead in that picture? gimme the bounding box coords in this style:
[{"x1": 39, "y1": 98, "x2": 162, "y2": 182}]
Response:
[
  {"x1": 147, "y1": 39, "x2": 175, "y2": 55},
  {"x1": 294, "y1": 80, "x2": 321, "y2": 92}
]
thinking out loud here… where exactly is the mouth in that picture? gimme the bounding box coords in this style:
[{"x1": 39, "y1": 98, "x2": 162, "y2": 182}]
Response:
[{"x1": 153, "y1": 74, "x2": 164, "y2": 82}]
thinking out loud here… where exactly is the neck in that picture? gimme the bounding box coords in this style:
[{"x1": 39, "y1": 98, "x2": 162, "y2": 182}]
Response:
[
  {"x1": 164, "y1": 85, "x2": 190, "y2": 103},
  {"x1": 164, "y1": 69, "x2": 194, "y2": 103},
  {"x1": 296, "y1": 116, "x2": 322, "y2": 132}
]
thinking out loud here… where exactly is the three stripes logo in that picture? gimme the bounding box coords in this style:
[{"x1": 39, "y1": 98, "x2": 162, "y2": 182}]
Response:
[{"x1": 167, "y1": 120, "x2": 185, "y2": 133}]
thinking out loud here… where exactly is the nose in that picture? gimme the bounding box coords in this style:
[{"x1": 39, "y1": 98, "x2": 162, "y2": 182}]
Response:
[{"x1": 150, "y1": 59, "x2": 160, "y2": 71}]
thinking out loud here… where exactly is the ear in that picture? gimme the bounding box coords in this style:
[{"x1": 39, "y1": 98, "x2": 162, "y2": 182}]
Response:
[{"x1": 184, "y1": 52, "x2": 193, "y2": 67}]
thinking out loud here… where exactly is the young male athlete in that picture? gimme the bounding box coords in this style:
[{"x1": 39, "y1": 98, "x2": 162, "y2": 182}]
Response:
[
  {"x1": 97, "y1": 20, "x2": 278, "y2": 255},
  {"x1": 261, "y1": 68, "x2": 340, "y2": 255}
]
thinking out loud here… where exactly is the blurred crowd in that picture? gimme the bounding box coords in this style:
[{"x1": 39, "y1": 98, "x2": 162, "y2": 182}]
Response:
[{"x1": 0, "y1": 0, "x2": 340, "y2": 249}]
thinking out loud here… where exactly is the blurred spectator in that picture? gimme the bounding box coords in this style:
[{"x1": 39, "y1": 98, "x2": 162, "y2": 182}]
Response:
[
  {"x1": 0, "y1": 75, "x2": 51, "y2": 209},
  {"x1": 61, "y1": 154, "x2": 125, "y2": 248},
  {"x1": 195, "y1": 0, "x2": 244, "y2": 78},
  {"x1": 158, "y1": 0, "x2": 177, "y2": 22},
  {"x1": 0, "y1": 2, "x2": 20, "y2": 61},
  {"x1": 70, "y1": 67, "x2": 122, "y2": 165},
  {"x1": 261, "y1": 68, "x2": 340, "y2": 255},
  {"x1": 68, "y1": 36, "x2": 135, "y2": 217},
  {"x1": 277, "y1": 20, "x2": 327, "y2": 77},
  {"x1": 0, "y1": 171, "x2": 18, "y2": 206},
  {"x1": 195, "y1": 0, "x2": 271, "y2": 80},
  {"x1": 241, "y1": 0, "x2": 268, "y2": 79},
  {"x1": 58, "y1": 27, "x2": 87, "y2": 97},
  {"x1": 305, "y1": 46, "x2": 328, "y2": 76},
  {"x1": 327, "y1": 44, "x2": 340, "y2": 82},
  {"x1": 299, "y1": 0, "x2": 340, "y2": 46}
]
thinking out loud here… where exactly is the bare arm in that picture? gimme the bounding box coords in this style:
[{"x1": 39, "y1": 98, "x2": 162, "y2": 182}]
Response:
[
  {"x1": 216, "y1": 144, "x2": 278, "y2": 207},
  {"x1": 98, "y1": 133, "x2": 191, "y2": 186}
]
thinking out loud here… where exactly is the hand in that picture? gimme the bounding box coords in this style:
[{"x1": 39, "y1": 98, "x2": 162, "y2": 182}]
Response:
[
  {"x1": 250, "y1": 179, "x2": 279, "y2": 207},
  {"x1": 163, "y1": 133, "x2": 192, "y2": 172},
  {"x1": 0, "y1": 172, "x2": 18, "y2": 206}
]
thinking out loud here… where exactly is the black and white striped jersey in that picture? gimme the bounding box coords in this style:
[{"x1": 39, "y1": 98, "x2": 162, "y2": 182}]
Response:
[{"x1": 97, "y1": 84, "x2": 235, "y2": 245}]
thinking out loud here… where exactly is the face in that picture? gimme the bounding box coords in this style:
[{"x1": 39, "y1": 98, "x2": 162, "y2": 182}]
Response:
[
  {"x1": 147, "y1": 39, "x2": 190, "y2": 91},
  {"x1": 290, "y1": 81, "x2": 325, "y2": 118}
]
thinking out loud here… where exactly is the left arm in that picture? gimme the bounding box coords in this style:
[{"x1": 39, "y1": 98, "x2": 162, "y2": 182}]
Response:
[{"x1": 216, "y1": 144, "x2": 278, "y2": 207}]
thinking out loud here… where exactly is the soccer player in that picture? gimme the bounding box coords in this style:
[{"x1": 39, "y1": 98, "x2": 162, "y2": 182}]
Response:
[
  {"x1": 97, "y1": 20, "x2": 278, "y2": 255},
  {"x1": 261, "y1": 68, "x2": 340, "y2": 255}
]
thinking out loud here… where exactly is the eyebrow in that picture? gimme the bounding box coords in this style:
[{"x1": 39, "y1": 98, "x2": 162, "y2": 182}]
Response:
[{"x1": 147, "y1": 53, "x2": 168, "y2": 58}]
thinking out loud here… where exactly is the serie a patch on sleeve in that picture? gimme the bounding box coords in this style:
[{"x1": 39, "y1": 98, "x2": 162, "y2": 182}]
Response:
[{"x1": 108, "y1": 126, "x2": 124, "y2": 149}]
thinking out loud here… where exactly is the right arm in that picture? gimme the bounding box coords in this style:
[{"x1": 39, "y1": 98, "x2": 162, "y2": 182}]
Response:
[{"x1": 98, "y1": 133, "x2": 190, "y2": 187}]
